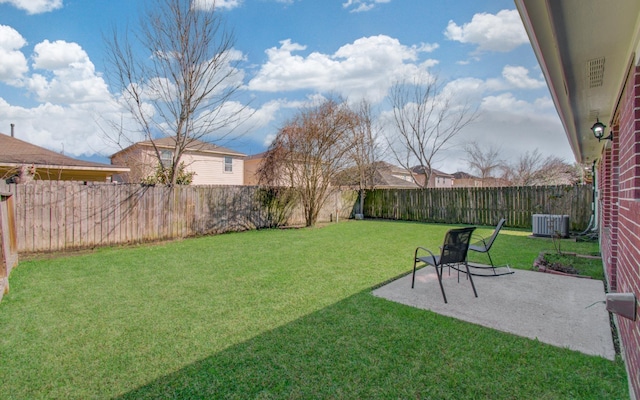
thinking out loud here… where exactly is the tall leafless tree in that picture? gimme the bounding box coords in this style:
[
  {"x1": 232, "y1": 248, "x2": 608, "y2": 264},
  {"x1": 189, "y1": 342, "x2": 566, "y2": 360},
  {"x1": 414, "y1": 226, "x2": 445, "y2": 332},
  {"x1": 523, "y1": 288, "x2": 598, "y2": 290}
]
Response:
[
  {"x1": 257, "y1": 98, "x2": 357, "y2": 227},
  {"x1": 348, "y1": 99, "x2": 382, "y2": 215},
  {"x1": 105, "y1": 0, "x2": 248, "y2": 184},
  {"x1": 388, "y1": 75, "x2": 477, "y2": 187},
  {"x1": 464, "y1": 141, "x2": 503, "y2": 185},
  {"x1": 501, "y1": 149, "x2": 579, "y2": 186}
]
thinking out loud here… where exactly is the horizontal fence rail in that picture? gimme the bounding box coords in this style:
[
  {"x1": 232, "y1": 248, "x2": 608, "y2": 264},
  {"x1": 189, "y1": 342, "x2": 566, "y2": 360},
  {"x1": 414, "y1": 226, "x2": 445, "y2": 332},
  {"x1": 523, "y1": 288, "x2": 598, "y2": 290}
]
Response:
[
  {"x1": 362, "y1": 185, "x2": 593, "y2": 230},
  {"x1": 0, "y1": 181, "x2": 356, "y2": 254}
]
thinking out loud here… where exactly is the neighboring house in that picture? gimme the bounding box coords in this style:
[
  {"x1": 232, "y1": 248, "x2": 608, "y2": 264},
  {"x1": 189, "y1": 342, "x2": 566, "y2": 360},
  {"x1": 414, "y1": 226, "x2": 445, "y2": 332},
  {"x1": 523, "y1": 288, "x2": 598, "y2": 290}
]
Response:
[
  {"x1": 244, "y1": 152, "x2": 265, "y2": 186},
  {"x1": 334, "y1": 161, "x2": 418, "y2": 189},
  {"x1": 110, "y1": 137, "x2": 246, "y2": 185},
  {"x1": 375, "y1": 162, "x2": 418, "y2": 188},
  {"x1": 452, "y1": 171, "x2": 482, "y2": 188},
  {"x1": 366, "y1": 162, "x2": 419, "y2": 189},
  {"x1": 244, "y1": 152, "x2": 294, "y2": 187},
  {"x1": 246, "y1": 157, "x2": 419, "y2": 189},
  {"x1": 411, "y1": 166, "x2": 454, "y2": 188},
  {"x1": 0, "y1": 131, "x2": 128, "y2": 182},
  {"x1": 516, "y1": 2, "x2": 640, "y2": 398},
  {"x1": 452, "y1": 172, "x2": 509, "y2": 188},
  {"x1": 244, "y1": 151, "x2": 338, "y2": 188}
]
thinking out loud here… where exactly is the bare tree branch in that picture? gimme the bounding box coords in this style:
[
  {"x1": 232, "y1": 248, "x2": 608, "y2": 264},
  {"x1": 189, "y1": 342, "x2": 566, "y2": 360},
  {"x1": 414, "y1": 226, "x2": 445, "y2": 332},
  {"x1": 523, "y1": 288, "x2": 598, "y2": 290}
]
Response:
[
  {"x1": 105, "y1": 0, "x2": 249, "y2": 184},
  {"x1": 501, "y1": 149, "x2": 580, "y2": 186},
  {"x1": 463, "y1": 141, "x2": 504, "y2": 185},
  {"x1": 257, "y1": 98, "x2": 358, "y2": 227},
  {"x1": 387, "y1": 75, "x2": 477, "y2": 187}
]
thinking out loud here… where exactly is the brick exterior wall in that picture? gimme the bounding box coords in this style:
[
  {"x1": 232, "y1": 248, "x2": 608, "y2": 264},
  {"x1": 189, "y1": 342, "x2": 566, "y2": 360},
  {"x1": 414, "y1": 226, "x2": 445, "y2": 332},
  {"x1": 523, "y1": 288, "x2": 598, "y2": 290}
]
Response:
[
  {"x1": 600, "y1": 146, "x2": 619, "y2": 289},
  {"x1": 600, "y1": 64, "x2": 640, "y2": 399}
]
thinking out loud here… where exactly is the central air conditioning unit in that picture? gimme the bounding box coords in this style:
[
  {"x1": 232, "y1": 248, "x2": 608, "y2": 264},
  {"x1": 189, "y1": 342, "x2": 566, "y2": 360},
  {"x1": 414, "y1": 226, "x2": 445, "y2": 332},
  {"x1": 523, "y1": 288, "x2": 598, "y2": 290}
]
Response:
[{"x1": 532, "y1": 214, "x2": 570, "y2": 238}]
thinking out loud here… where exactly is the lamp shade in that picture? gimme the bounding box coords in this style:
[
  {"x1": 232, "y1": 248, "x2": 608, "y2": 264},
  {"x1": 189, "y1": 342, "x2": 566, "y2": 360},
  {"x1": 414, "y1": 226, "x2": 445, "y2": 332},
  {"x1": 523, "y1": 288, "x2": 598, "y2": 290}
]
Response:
[{"x1": 591, "y1": 120, "x2": 606, "y2": 139}]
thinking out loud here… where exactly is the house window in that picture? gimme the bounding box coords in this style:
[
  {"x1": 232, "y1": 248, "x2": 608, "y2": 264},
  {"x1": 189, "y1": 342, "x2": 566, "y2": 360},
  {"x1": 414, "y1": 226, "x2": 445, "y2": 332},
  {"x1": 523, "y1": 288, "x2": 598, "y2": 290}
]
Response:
[
  {"x1": 160, "y1": 150, "x2": 172, "y2": 167},
  {"x1": 224, "y1": 156, "x2": 233, "y2": 172}
]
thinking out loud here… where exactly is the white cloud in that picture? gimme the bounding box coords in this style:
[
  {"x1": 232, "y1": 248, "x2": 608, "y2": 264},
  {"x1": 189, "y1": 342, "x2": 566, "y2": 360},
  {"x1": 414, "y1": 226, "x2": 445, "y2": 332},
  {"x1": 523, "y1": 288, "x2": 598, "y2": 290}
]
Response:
[
  {"x1": 32, "y1": 39, "x2": 86, "y2": 70},
  {"x1": 379, "y1": 72, "x2": 571, "y2": 174},
  {"x1": 0, "y1": 34, "x2": 132, "y2": 158},
  {"x1": 501, "y1": 65, "x2": 545, "y2": 89},
  {"x1": 0, "y1": 25, "x2": 28, "y2": 83},
  {"x1": 192, "y1": 0, "x2": 242, "y2": 11},
  {"x1": 444, "y1": 9, "x2": 528, "y2": 52},
  {"x1": 249, "y1": 35, "x2": 438, "y2": 103},
  {"x1": 27, "y1": 40, "x2": 111, "y2": 104},
  {"x1": 0, "y1": 0, "x2": 62, "y2": 14},
  {"x1": 0, "y1": 96, "x2": 130, "y2": 157},
  {"x1": 342, "y1": 0, "x2": 390, "y2": 13},
  {"x1": 474, "y1": 65, "x2": 544, "y2": 92}
]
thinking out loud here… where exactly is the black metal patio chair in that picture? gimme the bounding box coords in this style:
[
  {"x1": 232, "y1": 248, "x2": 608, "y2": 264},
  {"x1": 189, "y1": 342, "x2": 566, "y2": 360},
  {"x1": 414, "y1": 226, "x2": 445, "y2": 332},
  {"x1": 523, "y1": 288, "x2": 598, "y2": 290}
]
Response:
[
  {"x1": 411, "y1": 226, "x2": 477, "y2": 303},
  {"x1": 467, "y1": 218, "x2": 513, "y2": 276}
]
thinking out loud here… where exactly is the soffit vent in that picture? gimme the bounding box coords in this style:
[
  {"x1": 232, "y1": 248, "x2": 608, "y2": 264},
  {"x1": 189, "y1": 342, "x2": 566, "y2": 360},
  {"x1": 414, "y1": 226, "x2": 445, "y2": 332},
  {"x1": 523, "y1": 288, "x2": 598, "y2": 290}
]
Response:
[{"x1": 587, "y1": 57, "x2": 605, "y2": 88}]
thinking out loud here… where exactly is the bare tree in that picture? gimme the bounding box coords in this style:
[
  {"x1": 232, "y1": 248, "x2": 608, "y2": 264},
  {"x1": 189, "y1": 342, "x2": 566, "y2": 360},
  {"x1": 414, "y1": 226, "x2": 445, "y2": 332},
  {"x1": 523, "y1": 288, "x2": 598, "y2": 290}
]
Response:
[
  {"x1": 502, "y1": 149, "x2": 579, "y2": 186},
  {"x1": 105, "y1": 0, "x2": 248, "y2": 185},
  {"x1": 464, "y1": 141, "x2": 503, "y2": 185},
  {"x1": 387, "y1": 75, "x2": 477, "y2": 187},
  {"x1": 347, "y1": 99, "x2": 382, "y2": 215},
  {"x1": 501, "y1": 149, "x2": 544, "y2": 186},
  {"x1": 258, "y1": 98, "x2": 357, "y2": 227}
]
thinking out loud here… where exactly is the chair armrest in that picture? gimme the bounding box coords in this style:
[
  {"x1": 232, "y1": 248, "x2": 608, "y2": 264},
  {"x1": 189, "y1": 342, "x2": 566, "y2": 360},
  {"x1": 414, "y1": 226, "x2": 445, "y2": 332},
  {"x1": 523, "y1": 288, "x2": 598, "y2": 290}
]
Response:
[
  {"x1": 471, "y1": 233, "x2": 487, "y2": 247},
  {"x1": 414, "y1": 246, "x2": 438, "y2": 265}
]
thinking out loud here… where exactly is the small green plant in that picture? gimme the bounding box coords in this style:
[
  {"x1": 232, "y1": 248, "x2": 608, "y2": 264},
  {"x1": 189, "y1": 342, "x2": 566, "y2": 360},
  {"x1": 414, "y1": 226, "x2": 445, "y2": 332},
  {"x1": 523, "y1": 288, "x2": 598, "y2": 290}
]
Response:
[
  {"x1": 542, "y1": 253, "x2": 604, "y2": 280},
  {"x1": 141, "y1": 162, "x2": 195, "y2": 185},
  {"x1": 256, "y1": 186, "x2": 298, "y2": 227}
]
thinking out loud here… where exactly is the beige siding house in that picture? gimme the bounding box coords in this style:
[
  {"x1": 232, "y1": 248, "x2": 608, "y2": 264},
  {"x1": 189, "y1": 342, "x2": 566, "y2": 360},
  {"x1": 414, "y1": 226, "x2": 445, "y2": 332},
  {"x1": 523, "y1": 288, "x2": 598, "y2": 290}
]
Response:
[
  {"x1": 110, "y1": 138, "x2": 246, "y2": 185},
  {"x1": 411, "y1": 166, "x2": 454, "y2": 188},
  {"x1": 244, "y1": 153, "x2": 264, "y2": 186}
]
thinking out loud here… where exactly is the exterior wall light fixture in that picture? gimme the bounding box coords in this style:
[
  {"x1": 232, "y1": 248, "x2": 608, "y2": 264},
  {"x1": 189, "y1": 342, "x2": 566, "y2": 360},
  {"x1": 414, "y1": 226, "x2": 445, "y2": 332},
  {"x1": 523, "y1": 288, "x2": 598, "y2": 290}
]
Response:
[{"x1": 591, "y1": 118, "x2": 613, "y2": 141}]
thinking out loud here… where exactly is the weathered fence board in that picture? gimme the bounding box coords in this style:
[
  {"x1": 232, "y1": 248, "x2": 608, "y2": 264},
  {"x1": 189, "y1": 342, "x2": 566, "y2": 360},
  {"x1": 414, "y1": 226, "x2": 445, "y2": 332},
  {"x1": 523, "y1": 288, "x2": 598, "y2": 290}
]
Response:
[
  {"x1": 0, "y1": 181, "x2": 356, "y2": 254},
  {"x1": 362, "y1": 185, "x2": 593, "y2": 230}
]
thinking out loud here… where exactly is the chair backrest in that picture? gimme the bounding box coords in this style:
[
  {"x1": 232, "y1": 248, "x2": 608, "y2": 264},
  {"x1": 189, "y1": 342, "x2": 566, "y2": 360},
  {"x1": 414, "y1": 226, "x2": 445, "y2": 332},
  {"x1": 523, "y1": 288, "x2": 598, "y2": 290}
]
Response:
[
  {"x1": 440, "y1": 227, "x2": 476, "y2": 264},
  {"x1": 483, "y1": 218, "x2": 506, "y2": 250}
]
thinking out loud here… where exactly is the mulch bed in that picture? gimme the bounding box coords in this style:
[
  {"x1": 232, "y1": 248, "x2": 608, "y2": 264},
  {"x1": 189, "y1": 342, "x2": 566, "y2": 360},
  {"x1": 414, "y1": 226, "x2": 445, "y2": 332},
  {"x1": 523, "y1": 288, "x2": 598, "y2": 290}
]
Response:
[{"x1": 532, "y1": 252, "x2": 593, "y2": 279}]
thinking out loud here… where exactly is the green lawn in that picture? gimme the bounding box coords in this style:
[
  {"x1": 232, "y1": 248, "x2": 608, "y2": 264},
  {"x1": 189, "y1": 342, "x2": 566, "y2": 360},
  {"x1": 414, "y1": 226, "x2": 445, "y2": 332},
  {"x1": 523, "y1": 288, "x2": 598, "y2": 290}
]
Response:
[{"x1": 0, "y1": 220, "x2": 628, "y2": 399}]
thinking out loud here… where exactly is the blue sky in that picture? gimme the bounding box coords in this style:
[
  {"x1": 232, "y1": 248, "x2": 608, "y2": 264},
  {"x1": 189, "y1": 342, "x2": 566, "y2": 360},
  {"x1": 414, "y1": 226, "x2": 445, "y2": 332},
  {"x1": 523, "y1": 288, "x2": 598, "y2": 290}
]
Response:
[{"x1": 0, "y1": 0, "x2": 572, "y2": 173}]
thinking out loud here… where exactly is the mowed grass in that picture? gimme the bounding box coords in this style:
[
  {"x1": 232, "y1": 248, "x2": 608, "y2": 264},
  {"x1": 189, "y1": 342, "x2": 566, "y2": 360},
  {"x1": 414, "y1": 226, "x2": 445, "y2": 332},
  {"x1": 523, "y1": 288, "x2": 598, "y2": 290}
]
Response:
[{"x1": 0, "y1": 220, "x2": 627, "y2": 399}]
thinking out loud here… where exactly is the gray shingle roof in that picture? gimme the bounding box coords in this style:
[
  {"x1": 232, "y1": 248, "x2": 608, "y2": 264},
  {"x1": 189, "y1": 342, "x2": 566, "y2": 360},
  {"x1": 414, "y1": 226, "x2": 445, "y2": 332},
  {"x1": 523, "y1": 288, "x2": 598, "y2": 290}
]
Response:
[
  {"x1": 0, "y1": 132, "x2": 125, "y2": 171},
  {"x1": 114, "y1": 137, "x2": 246, "y2": 158}
]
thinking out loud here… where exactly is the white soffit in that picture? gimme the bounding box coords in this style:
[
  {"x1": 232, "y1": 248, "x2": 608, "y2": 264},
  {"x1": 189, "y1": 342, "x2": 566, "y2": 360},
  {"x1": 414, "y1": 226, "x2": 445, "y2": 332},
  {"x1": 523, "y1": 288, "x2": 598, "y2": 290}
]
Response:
[{"x1": 515, "y1": 0, "x2": 640, "y2": 164}]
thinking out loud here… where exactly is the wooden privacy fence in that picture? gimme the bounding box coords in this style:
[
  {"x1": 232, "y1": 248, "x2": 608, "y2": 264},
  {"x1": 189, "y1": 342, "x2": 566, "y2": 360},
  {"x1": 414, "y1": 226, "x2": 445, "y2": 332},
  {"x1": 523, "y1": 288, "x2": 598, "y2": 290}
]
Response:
[
  {"x1": 362, "y1": 185, "x2": 593, "y2": 230},
  {"x1": 0, "y1": 181, "x2": 592, "y2": 254},
  {"x1": 0, "y1": 181, "x2": 356, "y2": 254}
]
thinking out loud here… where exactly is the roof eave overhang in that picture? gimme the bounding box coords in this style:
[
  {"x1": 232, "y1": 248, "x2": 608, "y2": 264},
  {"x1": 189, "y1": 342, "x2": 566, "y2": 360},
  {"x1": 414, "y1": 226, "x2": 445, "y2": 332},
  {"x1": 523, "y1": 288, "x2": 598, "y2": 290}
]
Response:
[
  {"x1": 0, "y1": 163, "x2": 129, "y2": 173},
  {"x1": 515, "y1": 0, "x2": 640, "y2": 165},
  {"x1": 514, "y1": 0, "x2": 583, "y2": 162}
]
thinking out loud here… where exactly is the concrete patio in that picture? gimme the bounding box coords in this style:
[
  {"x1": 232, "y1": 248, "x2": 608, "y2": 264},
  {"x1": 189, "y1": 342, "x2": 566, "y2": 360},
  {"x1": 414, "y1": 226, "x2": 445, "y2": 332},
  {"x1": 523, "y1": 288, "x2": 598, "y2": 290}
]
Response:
[{"x1": 373, "y1": 265, "x2": 616, "y2": 360}]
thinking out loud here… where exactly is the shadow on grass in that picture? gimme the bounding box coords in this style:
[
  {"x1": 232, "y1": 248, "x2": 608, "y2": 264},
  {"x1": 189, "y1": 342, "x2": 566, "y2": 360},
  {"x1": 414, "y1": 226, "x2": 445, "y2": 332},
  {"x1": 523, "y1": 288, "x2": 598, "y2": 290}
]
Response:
[{"x1": 116, "y1": 291, "x2": 627, "y2": 400}]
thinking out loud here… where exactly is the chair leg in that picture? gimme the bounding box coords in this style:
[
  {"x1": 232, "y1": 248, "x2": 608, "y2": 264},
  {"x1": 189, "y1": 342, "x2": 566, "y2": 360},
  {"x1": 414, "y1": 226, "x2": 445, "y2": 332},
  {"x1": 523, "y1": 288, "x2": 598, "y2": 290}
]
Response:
[
  {"x1": 487, "y1": 252, "x2": 498, "y2": 275},
  {"x1": 464, "y1": 262, "x2": 478, "y2": 298},
  {"x1": 435, "y1": 265, "x2": 448, "y2": 303},
  {"x1": 411, "y1": 259, "x2": 417, "y2": 288}
]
